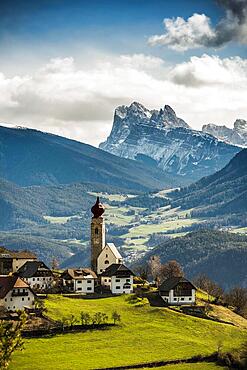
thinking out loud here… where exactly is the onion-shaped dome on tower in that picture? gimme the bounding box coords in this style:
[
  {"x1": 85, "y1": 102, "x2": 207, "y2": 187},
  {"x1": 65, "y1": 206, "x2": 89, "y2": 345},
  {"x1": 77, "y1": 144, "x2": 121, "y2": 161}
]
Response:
[{"x1": 91, "y1": 197, "x2": 105, "y2": 218}]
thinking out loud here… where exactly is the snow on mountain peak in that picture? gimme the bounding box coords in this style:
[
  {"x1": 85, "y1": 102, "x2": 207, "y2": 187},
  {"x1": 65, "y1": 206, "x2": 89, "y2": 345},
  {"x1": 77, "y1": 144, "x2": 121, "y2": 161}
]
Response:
[{"x1": 234, "y1": 119, "x2": 247, "y2": 133}]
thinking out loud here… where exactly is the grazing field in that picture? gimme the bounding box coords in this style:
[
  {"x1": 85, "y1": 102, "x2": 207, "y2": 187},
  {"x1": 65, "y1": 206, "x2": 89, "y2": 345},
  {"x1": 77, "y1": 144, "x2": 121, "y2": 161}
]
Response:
[
  {"x1": 11, "y1": 295, "x2": 246, "y2": 370},
  {"x1": 44, "y1": 215, "x2": 78, "y2": 224},
  {"x1": 122, "y1": 218, "x2": 201, "y2": 239},
  {"x1": 88, "y1": 192, "x2": 136, "y2": 202}
]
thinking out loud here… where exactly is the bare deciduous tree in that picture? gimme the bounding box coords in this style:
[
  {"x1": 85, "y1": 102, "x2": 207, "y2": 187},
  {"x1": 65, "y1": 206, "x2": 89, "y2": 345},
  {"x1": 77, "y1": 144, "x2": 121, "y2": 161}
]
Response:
[
  {"x1": 224, "y1": 287, "x2": 247, "y2": 317},
  {"x1": 193, "y1": 274, "x2": 224, "y2": 299},
  {"x1": 160, "y1": 260, "x2": 184, "y2": 282},
  {"x1": 149, "y1": 255, "x2": 162, "y2": 285}
]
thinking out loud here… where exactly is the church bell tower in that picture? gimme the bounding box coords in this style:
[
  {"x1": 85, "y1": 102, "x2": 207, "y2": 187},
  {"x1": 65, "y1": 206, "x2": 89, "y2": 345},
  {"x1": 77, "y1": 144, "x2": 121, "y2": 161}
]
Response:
[{"x1": 91, "y1": 197, "x2": 105, "y2": 273}]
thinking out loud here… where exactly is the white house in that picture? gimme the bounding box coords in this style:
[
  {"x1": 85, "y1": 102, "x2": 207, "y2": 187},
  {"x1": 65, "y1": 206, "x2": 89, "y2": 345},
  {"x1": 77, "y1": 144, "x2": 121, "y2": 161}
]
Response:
[
  {"x1": 97, "y1": 243, "x2": 123, "y2": 274},
  {"x1": 17, "y1": 261, "x2": 54, "y2": 291},
  {"x1": 101, "y1": 264, "x2": 134, "y2": 294},
  {"x1": 159, "y1": 277, "x2": 196, "y2": 305},
  {"x1": 0, "y1": 276, "x2": 36, "y2": 311},
  {"x1": 61, "y1": 268, "x2": 97, "y2": 293}
]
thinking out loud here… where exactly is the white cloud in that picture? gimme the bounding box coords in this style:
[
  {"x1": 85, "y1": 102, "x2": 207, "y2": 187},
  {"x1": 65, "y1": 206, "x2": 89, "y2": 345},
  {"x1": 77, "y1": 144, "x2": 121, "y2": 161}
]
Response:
[
  {"x1": 148, "y1": 0, "x2": 247, "y2": 51},
  {"x1": 148, "y1": 14, "x2": 215, "y2": 51},
  {"x1": 0, "y1": 53, "x2": 247, "y2": 145}
]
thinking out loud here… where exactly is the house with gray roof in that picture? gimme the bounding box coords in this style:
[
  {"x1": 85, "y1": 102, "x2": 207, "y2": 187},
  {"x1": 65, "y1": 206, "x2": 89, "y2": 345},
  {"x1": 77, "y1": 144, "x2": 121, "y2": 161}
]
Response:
[
  {"x1": 159, "y1": 277, "x2": 197, "y2": 305},
  {"x1": 100, "y1": 264, "x2": 134, "y2": 294},
  {"x1": 17, "y1": 261, "x2": 54, "y2": 292}
]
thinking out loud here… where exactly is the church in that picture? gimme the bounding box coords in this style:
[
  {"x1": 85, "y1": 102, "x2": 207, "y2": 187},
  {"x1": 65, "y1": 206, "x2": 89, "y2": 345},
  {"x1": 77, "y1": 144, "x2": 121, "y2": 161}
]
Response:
[{"x1": 90, "y1": 197, "x2": 134, "y2": 294}]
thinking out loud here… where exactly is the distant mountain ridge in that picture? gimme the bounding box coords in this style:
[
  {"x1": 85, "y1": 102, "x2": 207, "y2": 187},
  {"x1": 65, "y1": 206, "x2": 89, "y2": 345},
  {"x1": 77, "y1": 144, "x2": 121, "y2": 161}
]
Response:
[
  {"x1": 202, "y1": 119, "x2": 247, "y2": 147},
  {"x1": 0, "y1": 125, "x2": 178, "y2": 191},
  {"x1": 100, "y1": 102, "x2": 241, "y2": 182}
]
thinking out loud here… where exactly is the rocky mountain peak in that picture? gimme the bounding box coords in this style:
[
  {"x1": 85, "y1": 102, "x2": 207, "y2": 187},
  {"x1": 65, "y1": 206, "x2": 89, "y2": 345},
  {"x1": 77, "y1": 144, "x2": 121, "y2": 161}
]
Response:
[
  {"x1": 164, "y1": 104, "x2": 176, "y2": 115},
  {"x1": 99, "y1": 102, "x2": 240, "y2": 182},
  {"x1": 234, "y1": 119, "x2": 247, "y2": 133},
  {"x1": 202, "y1": 119, "x2": 247, "y2": 147}
]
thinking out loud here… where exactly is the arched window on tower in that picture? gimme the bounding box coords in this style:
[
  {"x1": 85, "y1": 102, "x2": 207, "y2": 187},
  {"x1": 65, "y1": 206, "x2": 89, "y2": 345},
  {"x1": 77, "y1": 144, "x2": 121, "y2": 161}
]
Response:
[
  {"x1": 105, "y1": 260, "x2": 109, "y2": 265},
  {"x1": 95, "y1": 228, "x2": 98, "y2": 235}
]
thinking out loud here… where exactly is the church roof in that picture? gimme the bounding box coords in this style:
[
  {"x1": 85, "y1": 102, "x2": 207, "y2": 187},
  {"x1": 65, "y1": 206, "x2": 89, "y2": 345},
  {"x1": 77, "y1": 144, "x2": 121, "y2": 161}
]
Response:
[{"x1": 101, "y1": 243, "x2": 122, "y2": 259}]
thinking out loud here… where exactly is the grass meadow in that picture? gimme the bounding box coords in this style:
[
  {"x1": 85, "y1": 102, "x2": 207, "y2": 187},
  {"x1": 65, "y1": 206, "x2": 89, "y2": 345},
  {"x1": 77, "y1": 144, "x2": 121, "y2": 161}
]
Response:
[{"x1": 10, "y1": 295, "x2": 246, "y2": 370}]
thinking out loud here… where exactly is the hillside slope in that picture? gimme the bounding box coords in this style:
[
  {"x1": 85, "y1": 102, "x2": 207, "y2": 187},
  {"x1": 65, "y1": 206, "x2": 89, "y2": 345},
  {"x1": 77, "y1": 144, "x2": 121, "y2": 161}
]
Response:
[
  {"x1": 0, "y1": 125, "x2": 174, "y2": 191},
  {"x1": 10, "y1": 295, "x2": 246, "y2": 370},
  {"x1": 171, "y1": 149, "x2": 247, "y2": 217},
  {"x1": 138, "y1": 230, "x2": 247, "y2": 288}
]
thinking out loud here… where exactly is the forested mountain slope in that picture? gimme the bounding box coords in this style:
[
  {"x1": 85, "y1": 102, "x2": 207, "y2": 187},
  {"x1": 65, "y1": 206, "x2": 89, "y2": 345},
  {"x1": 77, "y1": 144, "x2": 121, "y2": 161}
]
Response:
[
  {"x1": 0, "y1": 125, "x2": 174, "y2": 191},
  {"x1": 138, "y1": 230, "x2": 247, "y2": 288},
  {"x1": 171, "y1": 149, "x2": 247, "y2": 217}
]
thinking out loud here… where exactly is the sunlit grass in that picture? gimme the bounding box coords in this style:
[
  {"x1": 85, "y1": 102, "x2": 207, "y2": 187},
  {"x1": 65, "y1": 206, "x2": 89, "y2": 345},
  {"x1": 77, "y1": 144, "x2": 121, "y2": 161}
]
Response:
[{"x1": 11, "y1": 295, "x2": 246, "y2": 370}]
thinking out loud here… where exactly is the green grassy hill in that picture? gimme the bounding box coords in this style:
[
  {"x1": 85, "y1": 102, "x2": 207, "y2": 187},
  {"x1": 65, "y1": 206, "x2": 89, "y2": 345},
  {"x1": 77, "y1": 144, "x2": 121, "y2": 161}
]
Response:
[{"x1": 11, "y1": 295, "x2": 246, "y2": 370}]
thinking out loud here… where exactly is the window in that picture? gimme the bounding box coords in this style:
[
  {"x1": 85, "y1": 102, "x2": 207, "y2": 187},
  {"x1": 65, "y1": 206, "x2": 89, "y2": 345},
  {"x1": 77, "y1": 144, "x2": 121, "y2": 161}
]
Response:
[
  {"x1": 37, "y1": 278, "x2": 39, "y2": 281},
  {"x1": 95, "y1": 228, "x2": 98, "y2": 235},
  {"x1": 77, "y1": 280, "x2": 82, "y2": 284},
  {"x1": 22, "y1": 298, "x2": 24, "y2": 301},
  {"x1": 28, "y1": 297, "x2": 30, "y2": 301},
  {"x1": 10, "y1": 298, "x2": 12, "y2": 301},
  {"x1": 189, "y1": 297, "x2": 192, "y2": 301},
  {"x1": 43, "y1": 277, "x2": 45, "y2": 280},
  {"x1": 77, "y1": 287, "x2": 82, "y2": 291},
  {"x1": 116, "y1": 279, "x2": 120, "y2": 282},
  {"x1": 104, "y1": 279, "x2": 107, "y2": 282},
  {"x1": 87, "y1": 280, "x2": 92, "y2": 284},
  {"x1": 116, "y1": 286, "x2": 120, "y2": 289},
  {"x1": 105, "y1": 254, "x2": 108, "y2": 258},
  {"x1": 105, "y1": 260, "x2": 109, "y2": 265},
  {"x1": 5, "y1": 298, "x2": 7, "y2": 302},
  {"x1": 174, "y1": 298, "x2": 177, "y2": 301},
  {"x1": 33, "y1": 278, "x2": 35, "y2": 281},
  {"x1": 181, "y1": 298, "x2": 184, "y2": 301},
  {"x1": 100, "y1": 269, "x2": 103, "y2": 272},
  {"x1": 126, "y1": 279, "x2": 130, "y2": 282},
  {"x1": 87, "y1": 287, "x2": 92, "y2": 291}
]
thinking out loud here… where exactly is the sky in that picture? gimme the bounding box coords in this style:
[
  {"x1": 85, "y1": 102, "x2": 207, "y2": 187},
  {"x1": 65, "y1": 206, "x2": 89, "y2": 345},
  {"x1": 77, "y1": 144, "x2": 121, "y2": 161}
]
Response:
[{"x1": 0, "y1": 0, "x2": 247, "y2": 146}]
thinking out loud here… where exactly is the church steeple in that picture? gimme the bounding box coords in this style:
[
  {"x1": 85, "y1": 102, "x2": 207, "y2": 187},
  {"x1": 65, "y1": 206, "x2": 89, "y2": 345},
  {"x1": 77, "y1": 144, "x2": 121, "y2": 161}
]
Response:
[
  {"x1": 91, "y1": 196, "x2": 105, "y2": 218},
  {"x1": 90, "y1": 197, "x2": 106, "y2": 273}
]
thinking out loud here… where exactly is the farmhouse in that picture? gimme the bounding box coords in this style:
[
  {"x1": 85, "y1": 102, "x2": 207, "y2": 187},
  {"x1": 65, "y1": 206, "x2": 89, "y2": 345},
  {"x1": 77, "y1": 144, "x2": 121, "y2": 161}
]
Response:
[
  {"x1": 0, "y1": 247, "x2": 37, "y2": 275},
  {"x1": 16, "y1": 261, "x2": 54, "y2": 291},
  {"x1": 101, "y1": 264, "x2": 134, "y2": 294},
  {"x1": 159, "y1": 277, "x2": 196, "y2": 305},
  {"x1": 61, "y1": 268, "x2": 97, "y2": 293},
  {"x1": 0, "y1": 276, "x2": 36, "y2": 311}
]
